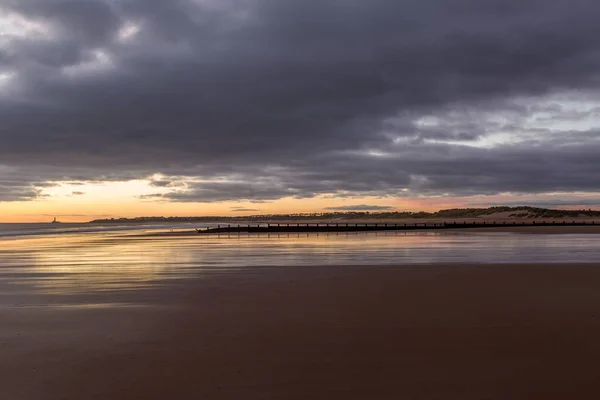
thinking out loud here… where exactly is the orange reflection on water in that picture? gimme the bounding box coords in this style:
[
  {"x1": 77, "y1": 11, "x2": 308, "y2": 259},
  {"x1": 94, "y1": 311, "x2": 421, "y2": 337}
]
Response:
[
  {"x1": 1, "y1": 233, "x2": 199, "y2": 295},
  {"x1": 1, "y1": 231, "x2": 453, "y2": 295},
  {"x1": 2, "y1": 229, "x2": 600, "y2": 301}
]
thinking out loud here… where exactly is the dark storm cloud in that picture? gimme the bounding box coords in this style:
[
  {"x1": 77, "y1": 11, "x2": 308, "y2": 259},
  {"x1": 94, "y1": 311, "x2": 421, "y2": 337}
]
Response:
[
  {"x1": 0, "y1": 169, "x2": 55, "y2": 201},
  {"x1": 10, "y1": 0, "x2": 120, "y2": 43},
  {"x1": 324, "y1": 205, "x2": 395, "y2": 211},
  {"x1": 2, "y1": 0, "x2": 600, "y2": 202},
  {"x1": 148, "y1": 180, "x2": 301, "y2": 203},
  {"x1": 0, "y1": 183, "x2": 43, "y2": 202},
  {"x1": 230, "y1": 207, "x2": 260, "y2": 212},
  {"x1": 149, "y1": 179, "x2": 185, "y2": 188}
]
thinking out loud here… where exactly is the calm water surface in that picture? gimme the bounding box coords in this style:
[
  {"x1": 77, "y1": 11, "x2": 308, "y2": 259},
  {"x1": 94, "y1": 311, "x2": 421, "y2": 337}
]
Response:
[{"x1": 1, "y1": 225, "x2": 600, "y2": 305}]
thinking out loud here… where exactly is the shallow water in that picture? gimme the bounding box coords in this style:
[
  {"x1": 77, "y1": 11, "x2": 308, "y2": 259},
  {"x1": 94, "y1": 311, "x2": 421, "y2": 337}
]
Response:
[
  {"x1": 1, "y1": 227, "x2": 600, "y2": 302},
  {"x1": 0, "y1": 222, "x2": 220, "y2": 238}
]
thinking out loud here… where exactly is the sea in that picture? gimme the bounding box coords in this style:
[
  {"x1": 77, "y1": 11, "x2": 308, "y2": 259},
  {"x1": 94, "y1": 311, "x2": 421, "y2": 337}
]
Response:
[{"x1": 1, "y1": 222, "x2": 600, "y2": 304}]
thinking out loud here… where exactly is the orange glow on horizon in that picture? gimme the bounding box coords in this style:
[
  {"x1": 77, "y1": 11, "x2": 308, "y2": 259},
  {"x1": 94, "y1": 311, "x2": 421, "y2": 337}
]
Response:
[
  {"x1": 2, "y1": 179, "x2": 600, "y2": 223},
  {"x1": 0, "y1": 178, "x2": 426, "y2": 222},
  {"x1": 1, "y1": 196, "x2": 420, "y2": 223}
]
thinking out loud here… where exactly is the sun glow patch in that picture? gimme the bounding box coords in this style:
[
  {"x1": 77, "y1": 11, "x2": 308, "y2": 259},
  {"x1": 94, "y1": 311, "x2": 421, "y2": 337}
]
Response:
[
  {"x1": 0, "y1": 72, "x2": 14, "y2": 88},
  {"x1": 414, "y1": 116, "x2": 440, "y2": 128},
  {"x1": 0, "y1": 9, "x2": 52, "y2": 39},
  {"x1": 62, "y1": 49, "x2": 114, "y2": 77},
  {"x1": 117, "y1": 21, "x2": 141, "y2": 42},
  {"x1": 366, "y1": 150, "x2": 389, "y2": 157},
  {"x1": 524, "y1": 98, "x2": 600, "y2": 132},
  {"x1": 424, "y1": 132, "x2": 520, "y2": 149}
]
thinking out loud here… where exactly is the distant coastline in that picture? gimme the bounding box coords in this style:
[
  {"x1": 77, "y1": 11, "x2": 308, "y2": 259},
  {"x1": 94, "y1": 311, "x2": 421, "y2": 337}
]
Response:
[{"x1": 88, "y1": 206, "x2": 600, "y2": 224}]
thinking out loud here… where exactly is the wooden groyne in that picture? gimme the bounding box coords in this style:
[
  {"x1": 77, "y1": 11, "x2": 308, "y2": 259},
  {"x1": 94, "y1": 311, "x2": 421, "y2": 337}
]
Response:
[{"x1": 196, "y1": 220, "x2": 599, "y2": 234}]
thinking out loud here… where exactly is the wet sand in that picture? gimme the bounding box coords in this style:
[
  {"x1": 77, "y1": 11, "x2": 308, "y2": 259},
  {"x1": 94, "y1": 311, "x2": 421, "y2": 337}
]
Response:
[{"x1": 3, "y1": 263, "x2": 600, "y2": 399}]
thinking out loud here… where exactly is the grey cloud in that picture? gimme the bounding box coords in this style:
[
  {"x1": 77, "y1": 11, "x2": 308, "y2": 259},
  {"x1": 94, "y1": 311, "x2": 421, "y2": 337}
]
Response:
[
  {"x1": 146, "y1": 180, "x2": 301, "y2": 203},
  {"x1": 10, "y1": 0, "x2": 121, "y2": 45},
  {"x1": 230, "y1": 207, "x2": 260, "y2": 212},
  {"x1": 0, "y1": 185, "x2": 43, "y2": 202},
  {"x1": 0, "y1": 165, "x2": 145, "y2": 202},
  {"x1": 71, "y1": 191, "x2": 85, "y2": 195},
  {"x1": 534, "y1": 106, "x2": 600, "y2": 122},
  {"x1": 2, "y1": 0, "x2": 600, "y2": 203},
  {"x1": 149, "y1": 179, "x2": 184, "y2": 188},
  {"x1": 0, "y1": 171, "x2": 49, "y2": 201},
  {"x1": 470, "y1": 199, "x2": 600, "y2": 208},
  {"x1": 324, "y1": 205, "x2": 395, "y2": 211}
]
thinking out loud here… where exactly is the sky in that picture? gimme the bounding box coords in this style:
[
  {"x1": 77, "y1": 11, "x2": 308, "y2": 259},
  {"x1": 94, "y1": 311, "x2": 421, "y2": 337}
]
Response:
[{"x1": 2, "y1": 0, "x2": 600, "y2": 222}]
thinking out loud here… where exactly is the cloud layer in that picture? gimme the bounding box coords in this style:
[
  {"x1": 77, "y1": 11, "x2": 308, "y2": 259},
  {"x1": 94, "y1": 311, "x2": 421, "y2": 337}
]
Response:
[
  {"x1": 324, "y1": 205, "x2": 395, "y2": 211},
  {"x1": 2, "y1": 0, "x2": 600, "y2": 203}
]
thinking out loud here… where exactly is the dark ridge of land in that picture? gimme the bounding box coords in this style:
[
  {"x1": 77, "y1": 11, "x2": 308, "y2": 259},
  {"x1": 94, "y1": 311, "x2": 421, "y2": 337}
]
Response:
[
  {"x1": 135, "y1": 220, "x2": 600, "y2": 237},
  {"x1": 89, "y1": 206, "x2": 600, "y2": 224}
]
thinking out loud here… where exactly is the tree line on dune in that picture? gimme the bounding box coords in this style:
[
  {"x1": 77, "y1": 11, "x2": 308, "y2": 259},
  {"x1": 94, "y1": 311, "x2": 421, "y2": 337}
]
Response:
[{"x1": 88, "y1": 206, "x2": 600, "y2": 223}]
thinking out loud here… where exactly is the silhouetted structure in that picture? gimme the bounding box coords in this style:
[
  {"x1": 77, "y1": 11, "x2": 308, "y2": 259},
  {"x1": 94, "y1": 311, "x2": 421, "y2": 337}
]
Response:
[{"x1": 195, "y1": 220, "x2": 598, "y2": 234}]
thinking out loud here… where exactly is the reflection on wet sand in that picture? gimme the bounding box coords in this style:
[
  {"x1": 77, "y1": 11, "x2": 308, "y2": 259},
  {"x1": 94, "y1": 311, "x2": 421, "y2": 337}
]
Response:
[
  {"x1": 2, "y1": 235, "x2": 187, "y2": 295},
  {"x1": 1, "y1": 230, "x2": 600, "y2": 301}
]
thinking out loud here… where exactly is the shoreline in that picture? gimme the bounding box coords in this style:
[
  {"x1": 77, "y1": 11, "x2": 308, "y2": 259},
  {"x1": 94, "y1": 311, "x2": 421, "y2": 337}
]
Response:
[
  {"x1": 4, "y1": 263, "x2": 600, "y2": 399},
  {"x1": 138, "y1": 224, "x2": 600, "y2": 237}
]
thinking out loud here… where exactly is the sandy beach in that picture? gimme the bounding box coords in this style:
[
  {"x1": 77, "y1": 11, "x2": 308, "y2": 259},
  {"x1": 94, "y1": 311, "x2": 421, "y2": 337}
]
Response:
[{"x1": 3, "y1": 263, "x2": 600, "y2": 399}]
